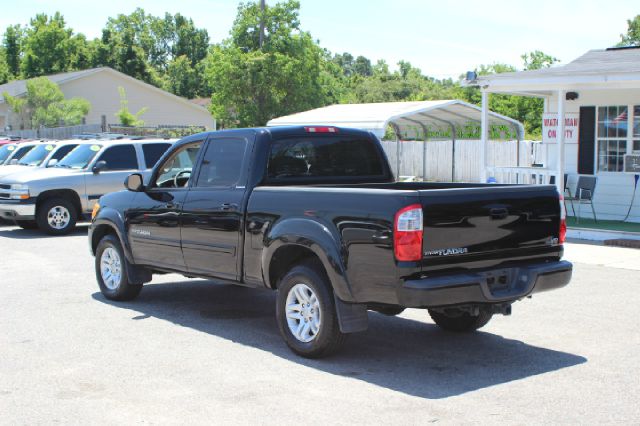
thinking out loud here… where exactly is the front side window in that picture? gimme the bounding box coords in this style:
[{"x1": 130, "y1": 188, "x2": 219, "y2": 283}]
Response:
[
  {"x1": 195, "y1": 138, "x2": 248, "y2": 187},
  {"x1": 49, "y1": 144, "x2": 78, "y2": 163},
  {"x1": 597, "y1": 106, "x2": 628, "y2": 172},
  {"x1": 153, "y1": 142, "x2": 203, "y2": 188},
  {"x1": 9, "y1": 145, "x2": 35, "y2": 162},
  {"x1": 96, "y1": 145, "x2": 137, "y2": 171},
  {"x1": 18, "y1": 144, "x2": 55, "y2": 166},
  {"x1": 56, "y1": 144, "x2": 103, "y2": 169}
]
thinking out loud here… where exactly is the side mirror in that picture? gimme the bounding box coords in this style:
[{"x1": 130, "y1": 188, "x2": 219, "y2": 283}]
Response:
[
  {"x1": 47, "y1": 158, "x2": 58, "y2": 167},
  {"x1": 124, "y1": 173, "x2": 144, "y2": 192},
  {"x1": 9, "y1": 159, "x2": 18, "y2": 165},
  {"x1": 92, "y1": 160, "x2": 107, "y2": 174}
]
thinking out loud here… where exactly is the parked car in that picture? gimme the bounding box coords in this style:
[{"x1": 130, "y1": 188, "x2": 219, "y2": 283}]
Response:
[
  {"x1": 0, "y1": 140, "x2": 82, "y2": 179},
  {"x1": 0, "y1": 138, "x2": 176, "y2": 233},
  {"x1": 89, "y1": 126, "x2": 572, "y2": 358},
  {"x1": 0, "y1": 140, "x2": 40, "y2": 165}
]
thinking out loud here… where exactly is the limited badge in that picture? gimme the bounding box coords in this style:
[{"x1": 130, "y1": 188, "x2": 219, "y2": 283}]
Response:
[
  {"x1": 45, "y1": 145, "x2": 54, "y2": 151},
  {"x1": 90, "y1": 145, "x2": 100, "y2": 152}
]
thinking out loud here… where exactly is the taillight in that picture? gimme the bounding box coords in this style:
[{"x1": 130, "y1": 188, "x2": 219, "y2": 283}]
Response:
[
  {"x1": 304, "y1": 126, "x2": 338, "y2": 133},
  {"x1": 394, "y1": 204, "x2": 423, "y2": 261},
  {"x1": 559, "y1": 194, "x2": 566, "y2": 244}
]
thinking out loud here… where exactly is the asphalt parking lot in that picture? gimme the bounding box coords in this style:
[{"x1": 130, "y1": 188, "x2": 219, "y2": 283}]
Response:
[{"x1": 1, "y1": 225, "x2": 639, "y2": 424}]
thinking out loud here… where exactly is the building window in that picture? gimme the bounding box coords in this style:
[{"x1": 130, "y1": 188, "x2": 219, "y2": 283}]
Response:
[
  {"x1": 634, "y1": 105, "x2": 640, "y2": 153},
  {"x1": 597, "y1": 106, "x2": 628, "y2": 172}
]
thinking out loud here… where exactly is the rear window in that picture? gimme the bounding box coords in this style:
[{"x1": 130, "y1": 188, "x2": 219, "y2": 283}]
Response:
[
  {"x1": 142, "y1": 143, "x2": 172, "y2": 168},
  {"x1": 267, "y1": 136, "x2": 385, "y2": 180}
]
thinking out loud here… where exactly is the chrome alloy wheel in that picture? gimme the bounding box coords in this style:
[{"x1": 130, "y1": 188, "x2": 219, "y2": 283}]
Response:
[
  {"x1": 285, "y1": 283, "x2": 321, "y2": 343},
  {"x1": 100, "y1": 247, "x2": 122, "y2": 290},
  {"x1": 47, "y1": 205, "x2": 71, "y2": 230}
]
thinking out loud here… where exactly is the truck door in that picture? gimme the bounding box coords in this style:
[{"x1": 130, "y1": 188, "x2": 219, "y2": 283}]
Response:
[
  {"x1": 127, "y1": 141, "x2": 204, "y2": 271},
  {"x1": 180, "y1": 136, "x2": 251, "y2": 280}
]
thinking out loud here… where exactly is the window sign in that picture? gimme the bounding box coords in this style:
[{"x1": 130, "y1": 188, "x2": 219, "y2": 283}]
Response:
[{"x1": 542, "y1": 113, "x2": 579, "y2": 144}]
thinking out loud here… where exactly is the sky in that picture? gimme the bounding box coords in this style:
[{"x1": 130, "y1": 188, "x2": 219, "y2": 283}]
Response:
[{"x1": 0, "y1": 0, "x2": 638, "y2": 79}]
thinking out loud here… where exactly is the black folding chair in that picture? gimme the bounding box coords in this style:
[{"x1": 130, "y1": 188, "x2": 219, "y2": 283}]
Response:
[
  {"x1": 550, "y1": 174, "x2": 575, "y2": 216},
  {"x1": 565, "y1": 176, "x2": 597, "y2": 224}
]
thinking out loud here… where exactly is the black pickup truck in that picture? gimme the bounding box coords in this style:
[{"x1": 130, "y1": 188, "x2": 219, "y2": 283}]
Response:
[{"x1": 89, "y1": 126, "x2": 572, "y2": 358}]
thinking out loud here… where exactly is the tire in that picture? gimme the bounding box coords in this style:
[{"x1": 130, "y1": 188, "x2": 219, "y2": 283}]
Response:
[
  {"x1": 15, "y1": 220, "x2": 38, "y2": 230},
  {"x1": 36, "y1": 197, "x2": 78, "y2": 235},
  {"x1": 428, "y1": 309, "x2": 493, "y2": 332},
  {"x1": 276, "y1": 262, "x2": 346, "y2": 358},
  {"x1": 95, "y1": 234, "x2": 142, "y2": 301}
]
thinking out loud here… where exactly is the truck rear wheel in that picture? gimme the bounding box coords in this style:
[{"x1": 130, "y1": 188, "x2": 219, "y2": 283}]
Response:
[
  {"x1": 428, "y1": 309, "x2": 493, "y2": 332},
  {"x1": 276, "y1": 262, "x2": 346, "y2": 358},
  {"x1": 95, "y1": 234, "x2": 142, "y2": 301},
  {"x1": 36, "y1": 197, "x2": 77, "y2": 235}
]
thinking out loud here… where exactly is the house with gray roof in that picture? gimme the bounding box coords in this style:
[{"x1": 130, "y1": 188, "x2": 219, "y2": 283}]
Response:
[{"x1": 0, "y1": 67, "x2": 215, "y2": 131}]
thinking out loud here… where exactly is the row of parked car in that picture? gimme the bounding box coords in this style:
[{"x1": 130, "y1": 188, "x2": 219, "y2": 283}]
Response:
[{"x1": 0, "y1": 134, "x2": 177, "y2": 234}]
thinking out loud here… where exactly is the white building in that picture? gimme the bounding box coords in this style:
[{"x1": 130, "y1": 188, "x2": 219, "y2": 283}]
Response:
[{"x1": 470, "y1": 46, "x2": 640, "y2": 223}]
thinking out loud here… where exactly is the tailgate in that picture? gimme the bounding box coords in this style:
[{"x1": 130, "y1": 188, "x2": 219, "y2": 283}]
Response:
[{"x1": 418, "y1": 185, "x2": 561, "y2": 261}]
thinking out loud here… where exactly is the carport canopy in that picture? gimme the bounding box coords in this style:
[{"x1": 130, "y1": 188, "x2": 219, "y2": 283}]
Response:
[{"x1": 267, "y1": 99, "x2": 524, "y2": 140}]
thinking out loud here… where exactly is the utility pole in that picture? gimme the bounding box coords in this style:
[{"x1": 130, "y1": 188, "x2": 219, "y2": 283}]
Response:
[{"x1": 259, "y1": 0, "x2": 266, "y2": 49}]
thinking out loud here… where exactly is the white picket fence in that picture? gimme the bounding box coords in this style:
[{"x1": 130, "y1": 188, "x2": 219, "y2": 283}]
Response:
[{"x1": 381, "y1": 139, "x2": 547, "y2": 182}]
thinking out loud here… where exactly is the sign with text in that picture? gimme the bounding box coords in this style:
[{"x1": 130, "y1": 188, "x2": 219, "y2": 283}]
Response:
[
  {"x1": 624, "y1": 154, "x2": 640, "y2": 174},
  {"x1": 542, "y1": 113, "x2": 579, "y2": 144}
]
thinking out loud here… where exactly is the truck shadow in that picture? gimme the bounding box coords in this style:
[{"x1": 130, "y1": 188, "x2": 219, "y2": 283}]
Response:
[
  {"x1": 92, "y1": 280, "x2": 586, "y2": 399},
  {"x1": 0, "y1": 224, "x2": 89, "y2": 239}
]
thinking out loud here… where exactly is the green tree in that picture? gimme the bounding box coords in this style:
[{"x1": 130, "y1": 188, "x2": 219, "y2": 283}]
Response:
[
  {"x1": 618, "y1": 15, "x2": 640, "y2": 46},
  {"x1": 20, "y1": 13, "x2": 89, "y2": 77},
  {"x1": 204, "y1": 1, "x2": 338, "y2": 127},
  {"x1": 164, "y1": 55, "x2": 199, "y2": 98},
  {"x1": 3, "y1": 77, "x2": 90, "y2": 128},
  {"x1": 3, "y1": 25, "x2": 22, "y2": 77},
  {"x1": 115, "y1": 86, "x2": 147, "y2": 126},
  {"x1": 0, "y1": 49, "x2": 9, "y2": 84}
]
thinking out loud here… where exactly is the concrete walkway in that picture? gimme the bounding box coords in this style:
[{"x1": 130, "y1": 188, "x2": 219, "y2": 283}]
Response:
[{"x1": 564, "y1": 241, "x2": 640, "y2": 271}]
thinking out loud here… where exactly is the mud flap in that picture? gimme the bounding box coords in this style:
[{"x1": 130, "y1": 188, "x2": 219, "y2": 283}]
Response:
[{"x1": 334, "y1": 295, "x2": 368, "y2": 333}]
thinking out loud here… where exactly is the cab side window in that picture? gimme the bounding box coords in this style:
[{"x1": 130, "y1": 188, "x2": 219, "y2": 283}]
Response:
[
  {"x1": 96, "y1": 145, "x2": 137, "y2": 170},
  {"x1": 142, "y1": 143, "x2": 172, "y2": 169},
  {"x1": 153, "y1": 142, "x2": 203, "y2": 188},
  {"x1": 195, "y1": 138, "x2": 248, "y2": 188}
]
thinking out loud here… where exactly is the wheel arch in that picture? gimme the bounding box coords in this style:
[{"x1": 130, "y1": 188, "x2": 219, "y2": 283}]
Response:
[
  {"x1": 261, "y1": 218, "x2": 355, "y2": 302},
  {"x1": 36, "y1": 189, "x2": 82, "y2": 217}
]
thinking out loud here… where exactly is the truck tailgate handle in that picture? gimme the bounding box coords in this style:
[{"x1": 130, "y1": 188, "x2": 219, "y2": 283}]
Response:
[
  {"x1": 372, "y1": 231, "x2": 391, "y2": 245},
  {"x1": 490, "y1": 208, "x2": 508, "y2": 220}
]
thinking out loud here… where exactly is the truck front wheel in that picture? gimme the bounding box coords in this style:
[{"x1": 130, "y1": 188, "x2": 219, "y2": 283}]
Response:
[
  {"x1": 95, "y1": 234, "x2": 142, "y2": 301},
  {"x1": 36, "y1": 197, "x2": 77, "y2": 235},
  {"x1": 428, "y1": 309, "x2": 493, "y2": 332},
  {"x1": 276, "y1": 262, "x2": 346, "y2": 358}
]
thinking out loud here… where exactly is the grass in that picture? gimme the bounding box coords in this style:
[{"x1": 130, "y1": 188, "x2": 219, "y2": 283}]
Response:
[{"x1": 566, "y1": 216, "x2": 640, "y2": 233}]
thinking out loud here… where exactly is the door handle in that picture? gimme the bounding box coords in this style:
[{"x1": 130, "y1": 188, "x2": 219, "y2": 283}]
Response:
[
  {"x1": 165, "y1": 202, "x2": 180, "y2": 209},
  {"x1": 220, "y1": 203, "x2": 238, "y2": 211}
]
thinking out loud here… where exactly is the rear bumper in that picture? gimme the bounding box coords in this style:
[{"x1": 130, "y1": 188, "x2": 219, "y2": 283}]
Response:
[
  {"x1": 0, "y1": 199, "x2": 36, "y2": 221},
  {"x1": 398, "y1": 260, "x2": 572, "y2": 308}
]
